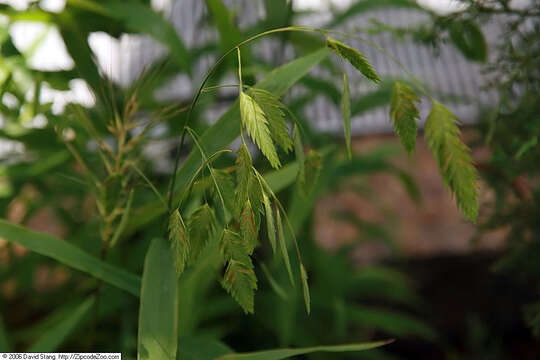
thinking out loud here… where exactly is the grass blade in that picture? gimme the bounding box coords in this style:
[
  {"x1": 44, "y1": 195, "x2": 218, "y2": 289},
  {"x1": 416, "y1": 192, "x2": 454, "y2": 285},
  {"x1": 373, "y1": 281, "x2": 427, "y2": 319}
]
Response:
[
  {"x1": 218, "y1": 341, "x2": 393, "y2": 360},
  {"x1": 28, "y1": 298, "x2": 95, "y2": 352},
  {"x1": 138, "y1": 237, "x2": 178, "y2": 360},
  {"x1": 0, "y1": 220, "x2": 140, "y2": 296},
  {"x1": 276, "y1": 210, "x2": 294, "y2": 285},
  {"x1": 341, "y1": 72, "x2": 352, "y2": 159}
]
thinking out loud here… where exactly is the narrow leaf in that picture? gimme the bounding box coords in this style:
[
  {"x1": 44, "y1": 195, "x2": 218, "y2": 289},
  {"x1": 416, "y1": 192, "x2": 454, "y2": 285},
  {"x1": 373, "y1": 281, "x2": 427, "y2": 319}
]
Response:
[
  {"x1": 0, "y1": 220, "x2": 140, "y2": 296},
  {"x1": 327, "y1": 37, "x2": 380, "y2": 83},
  {"x1": 103, "y1": 1, "x2": 190, "y2": 70},
  {"x1": 276, "y1": 209, "x2": 294, "y2": 285},
  {"x1": 303, "y1": 150, "x2": 323, "y2": 196},
  {"x1": 293, "y1": 125, "x2": 306, "y2": 190},
  {"x1": 390, "y1": 81, "x2": 420, "y2": 154},
  {"x1": 205, "y1": 0, "x2": 243, "y2": 52},
  {"x1": 328, "y1": 0, "x2": 421, "y2": 27},
  {"x1": 138, "y1": 237, "x2": 178, "y2": 360},
  {"x1": 168, "y1": 209, "x2": 190, "y2": 276},
  {"x1": 240, "y1": 91, "x2": 281, "y2": 169},
  {"x1": 262, "y1": 194, "x2": 277, "y2": 253},
  {"x1": 424, "y1": 102, "x2": 479, "y2": 222},
  {"x1": 300, "y1": 263, "x2": 311, "y2": 314},
  {"x1": 341, "y1": 72, "x2": 352, "y2": 159},
  {"x1": 449, "y1": 20, "x2": 487, "y2": 63},
  {"x1": 218, "y1": 341, "x2": 393, "y2": 360},
  {"x1": 28, "y1": 298, "x2": 95, "y2": 352}
]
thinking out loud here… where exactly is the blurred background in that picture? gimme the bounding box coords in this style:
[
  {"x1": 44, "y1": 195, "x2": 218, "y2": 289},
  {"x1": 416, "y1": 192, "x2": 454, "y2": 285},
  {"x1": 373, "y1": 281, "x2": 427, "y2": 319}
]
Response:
[{"x1": 1, "y1": 0, "x2": 539, "y2": 359}]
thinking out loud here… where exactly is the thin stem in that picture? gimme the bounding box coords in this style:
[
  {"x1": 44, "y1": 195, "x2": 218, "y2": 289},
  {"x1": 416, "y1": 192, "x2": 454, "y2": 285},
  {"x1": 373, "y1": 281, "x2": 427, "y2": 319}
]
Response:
[
  {"x1": 186, "y1": 128, "x2": 227, "y2": 213},
  {"x1": 237, "y1": 48, "x2": 243, "y2": 92},
  {"x1": 201, "y1": 84, "x2": 244, "y2": 93},
  {"x1": 132, "y1": 164, "x2": 168, "y2": 209}
]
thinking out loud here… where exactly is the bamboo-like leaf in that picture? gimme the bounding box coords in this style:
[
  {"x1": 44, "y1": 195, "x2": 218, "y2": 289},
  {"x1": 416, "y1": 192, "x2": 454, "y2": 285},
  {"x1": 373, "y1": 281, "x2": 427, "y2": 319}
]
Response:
[
  {"x1": 179, "y1": 336, "x2": 233, "y2": 360},
  {"x1": 348, "y1": 306, "x2": 437, "y2": 340},
  {"x1": 341, "y1": 72, "x2": 352, "y2": 159},
  {"x1": 169, "y1": 209, "x2": 190, "y2": 276},
  {"x1": 303, "y1": 150, "x2": 323, "y2": 196},
  {"x1": 276, "y1": 210, "x2": 294, "y2": 285},
  {"x1": 327, "y1": 37, "x2": 380, "y2": 83},
  {"x1": 0, "y1": 220, "x2": 140, "y2": 296},
  {"x1": 138, "y1": 237, "x2": 178, "y2": 360},
  {"x1": 328, "y1": 0, "x2": 421, "y2": 27},
  {"x1": 204, "y1": 0, "x2": 243, "y2": 53},
  {"x1": 240, "y1": 91, "x2": 281, "y2": 169},
  {"x1": 98, "y1": 1, "x2": 190, "y2": 70},
  {"x1": 300, "y1": 263, "x2": 311, "y2": 315},
  {"x1": 424, "y1": 102, "x2": 479, "y2": 222},
  {"x1": 240, "y1": 200, "x2": 258, "y2": 254},
  {"x1": 262, "y1": 193, "x2": 277, "y2": 253},
  {"x1": 249, "y1": 88, "x2": 293, "y2": 153},
  {"x1": 390, "y1": 81, "x2": 420, "y2": 154},
  {"x1": 448, "y1": 20, "x2": 487, "y2": 63},
  {"x1": 187, "y1": 204, "x2": 216, "y2": 264},
  {"x1": 28, "y1": 298, "x2": 95, "y2": 352},
  {"x1": 293, "y1": 125, "x2": 306, "y2": 189},
  {"x1": 218, "y1": 341, "x2": 393, "y2": 360},
  {"x1": 220, "y1": 230, "x2": 258, "y2": 314}
]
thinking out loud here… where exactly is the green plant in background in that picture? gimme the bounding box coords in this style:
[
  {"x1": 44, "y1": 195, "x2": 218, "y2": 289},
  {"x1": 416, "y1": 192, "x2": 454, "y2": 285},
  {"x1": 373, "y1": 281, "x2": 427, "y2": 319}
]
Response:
[{"x1": 0, "y1": 0, "x2": 481, "y2": 358}]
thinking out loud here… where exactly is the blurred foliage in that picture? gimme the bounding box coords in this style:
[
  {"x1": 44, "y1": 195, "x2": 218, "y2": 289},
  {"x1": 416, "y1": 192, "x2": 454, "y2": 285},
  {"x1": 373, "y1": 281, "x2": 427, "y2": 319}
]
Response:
[{"x1": 0, "y1": 0, "x2": 500, "y2": 359}]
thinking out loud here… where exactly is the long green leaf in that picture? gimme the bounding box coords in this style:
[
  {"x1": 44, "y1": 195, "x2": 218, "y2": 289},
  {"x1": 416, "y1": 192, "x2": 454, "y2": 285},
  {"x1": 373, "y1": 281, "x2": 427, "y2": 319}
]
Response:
[
  {"x1": 28, "y1": 298, "x2": 95, "y2": 352},
  {"x1": 55, "y1": 12, "x2": 102, "y2": 96},
  {"x1": 125, "y1": 48, "x2": 330, "y2": 233},
  {"x1": 205, "y1": 0, "x2": 243, "y2": 52},
  {"x1": 179, "y1": 336, "x2": 233, "y2": 360},
  {"x1": 138, "y1": 237, "x2": 178, "y2": 360},
  {"x1": 448, "y1": 19, "x2": 487, "y2": 63},
  {"x1": 105, "y1": 1, "x2": 190, "y2": 70},
  {"x1": 0, "y1": 220, "x2": 140, "y2": 296},
  {"x1": 328, "y1": 0, "x2": 422, "y2": 28},
  {"x1": 218, "y1": 341, "x2": 393, "y2": 360},
  {"x1": 341, "y1": 72, "x2": 352, "y2": 159},
  {"x1": 68, "y1": 0, "x2": 190, "y2": 70}
]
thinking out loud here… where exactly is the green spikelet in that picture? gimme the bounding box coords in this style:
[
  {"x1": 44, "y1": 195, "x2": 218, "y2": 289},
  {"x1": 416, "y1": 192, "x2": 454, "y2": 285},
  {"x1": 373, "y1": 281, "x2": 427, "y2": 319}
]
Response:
[
  {"x1": 300, "y1": 263, "x2": 311, "y2": 315},
  {"x1": 263, "y1": 193, "x2": 277, "y2": 253},
  {"x1": 240, "y1": 200, "x2": 258, "y2": 254},
  {"x1": 239, "y1": 91, "x2": 281, "y2": 168},
  {"x1": 168, "y1": 209, "x2": 189, "y2": 276},
  {"x1": 248, "y1": 88, "x2": 293, "y2": 153},
  {"x1": 390, "y1": 82, "x2": 420, "y2": 154},
  {"x1": 187, "y1": 204, "x2": 216, "y2": 264},
  {"x1": 327, "y1": 37, "x2": 380, "y2": 83},
  {"x1": 235, "y1": 144, "x2": 253, "y2": 216},
  {"x1": 276, "y1": 209, "x2": 294, "y2": 285},
  {"x1": 424, "y1": 101, "x2": 479, "y2": 222},
  {"x1": 220, "y1": 229, "x2": 258, "y2": 314}
]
